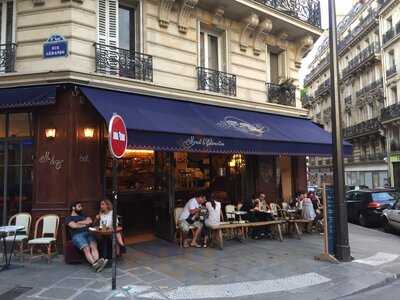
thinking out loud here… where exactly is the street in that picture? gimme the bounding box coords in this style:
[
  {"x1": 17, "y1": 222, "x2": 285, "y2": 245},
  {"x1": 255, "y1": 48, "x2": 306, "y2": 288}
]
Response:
[{"x1": 343, "y1": 279, "x2": 400, "y2": 300}]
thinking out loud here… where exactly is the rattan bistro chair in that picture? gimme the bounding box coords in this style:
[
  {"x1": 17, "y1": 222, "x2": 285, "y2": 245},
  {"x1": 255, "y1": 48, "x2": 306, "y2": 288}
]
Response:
[
  {"x1": 5, "y1": 213, "x2": 32, "y2": 261},
  {"x1": 28, "y1": 214, "x2": 59, "y2": 263}
]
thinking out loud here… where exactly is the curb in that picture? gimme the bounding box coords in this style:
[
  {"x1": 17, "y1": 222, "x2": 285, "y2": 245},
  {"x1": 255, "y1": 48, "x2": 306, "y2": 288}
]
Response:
[{"x1": 335, "y1": 272, "x2": 400, "y2": 299}]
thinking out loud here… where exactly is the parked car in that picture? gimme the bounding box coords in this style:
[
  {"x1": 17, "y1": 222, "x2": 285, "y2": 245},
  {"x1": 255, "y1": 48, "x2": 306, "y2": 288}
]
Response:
[
  {"x1": 346, "y1": 189, "x2": 398, "y2": 227},
  {"x1": 345, "y1": 185, "x2": 369, "y2": 192},
  {"x1": 381, "y1": 200, "x2": 400, "y2": 233}
]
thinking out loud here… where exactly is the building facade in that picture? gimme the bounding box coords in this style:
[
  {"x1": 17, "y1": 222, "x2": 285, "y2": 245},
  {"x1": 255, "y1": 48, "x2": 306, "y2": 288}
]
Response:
[
  {"x1": 0, "y1": 0, "x2": 325, "y2": 243},
  {"x1": 303, "y1": 0, "x2": 389, "y2": 189},
  {"x1": 379, "y1": 0, "x2": 400, "y2": 188}
]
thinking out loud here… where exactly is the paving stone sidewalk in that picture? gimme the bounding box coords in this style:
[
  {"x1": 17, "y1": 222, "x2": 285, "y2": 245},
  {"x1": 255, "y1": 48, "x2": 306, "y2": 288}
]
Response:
[{"x1": 0, "y1": 224, "x2": 399, "y2": 300}]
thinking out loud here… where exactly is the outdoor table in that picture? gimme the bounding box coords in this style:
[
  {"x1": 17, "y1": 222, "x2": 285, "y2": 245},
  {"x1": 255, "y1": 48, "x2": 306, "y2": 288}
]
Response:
[
  {"x1": 89, "y1": 226, "x2": 123, "y2": 259},
  {"x1": 0, "y1": 225, "x2": 24, "y2": 271},
  {"x1": 233, "y1": 211, "x2": 247, "y2": 222}
]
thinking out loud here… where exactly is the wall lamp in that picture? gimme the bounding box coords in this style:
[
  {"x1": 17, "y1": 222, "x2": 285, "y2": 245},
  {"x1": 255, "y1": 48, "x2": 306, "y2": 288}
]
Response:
[
  {"x1": 45, "y1": 128, "x2": 56, "y2": 139},
  {"x1": 83, "y1": 127, "x2": 95, "y2": 138}
]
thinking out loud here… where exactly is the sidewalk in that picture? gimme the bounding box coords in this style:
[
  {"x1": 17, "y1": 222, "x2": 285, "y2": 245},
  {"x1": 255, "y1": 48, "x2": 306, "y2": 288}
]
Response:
[{"x1": 0, "y1": 224, "x2": 399, "y2": 300}]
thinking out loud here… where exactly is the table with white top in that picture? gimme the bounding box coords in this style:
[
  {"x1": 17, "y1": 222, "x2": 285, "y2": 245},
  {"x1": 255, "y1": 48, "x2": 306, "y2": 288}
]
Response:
[{"x1": 0, "y1": 225, "x2": 24, "y2": 271}]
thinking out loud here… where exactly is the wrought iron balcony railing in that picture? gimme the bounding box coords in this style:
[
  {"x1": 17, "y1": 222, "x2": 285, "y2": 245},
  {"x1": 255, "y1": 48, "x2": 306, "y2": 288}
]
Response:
[
  {"x1": 344, "y1": 95, "x2": 352, "y2": 106},
  {"x1": 360, "y1": 153, "x2": 386, "y2": 162},
  {"x1": 301, "y1": 94, "x2": 314, "y2": 108},
  {"x1": 0, "y1": 43, "x2": 16, "y2": 74},
  {"x1": 197, "y1": 67, "x2": 236, "y2": 97},
  {"x1": 355, "y1": 78, "x2": 384, "y2": 99},
  {"x1": 338, "y1": 10, "x2": 378, "y2": 53},
  {"x1": 343, "y1": 117, "x2": 380, "y2": 138},
  {"x1": 255, "y1": 0, "x2": 321, "y2": 28},
  {"x1": 383, "y1": 28, "x2": 395, "y2": 45},
  {"x1": 341, "y1": 42, "x2": 380, "y2": 79},
  {"x1": 304, "y1": 56, "x2": 329, "y2": 86},
  {"x1": 386, "y1": 65, "x2": 397, "y2": 78},
  {"x1": 381, "y1": 102, "x2": 400, "y2": 122},
  {"x1": 266, "y1": 82, "x2": 296, "y2": 107},
  {"x1": 315, "y1": 79, "x2": 331, "y2": 98},
  {"x1": 94, "y1": 43, "x2": 153, "y2": 82}
]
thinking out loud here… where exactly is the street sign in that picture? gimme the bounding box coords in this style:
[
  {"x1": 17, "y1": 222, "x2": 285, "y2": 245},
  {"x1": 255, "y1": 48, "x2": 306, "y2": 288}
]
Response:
[
  {"x1": 108, "y1": 114, "x2": 128, "y2": 159},
  {"x1": 43, "y1": 34, "x2": 68, "y2": 59}
]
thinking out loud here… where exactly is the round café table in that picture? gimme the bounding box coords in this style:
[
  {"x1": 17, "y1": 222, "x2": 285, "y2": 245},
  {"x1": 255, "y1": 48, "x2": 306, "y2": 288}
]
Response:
[
  {"x1": 0, "y1": 225, "x2": 24, "y2": 271},
  {"x1": 89, "y1": 227, "x2": 123, "y2": 259}
]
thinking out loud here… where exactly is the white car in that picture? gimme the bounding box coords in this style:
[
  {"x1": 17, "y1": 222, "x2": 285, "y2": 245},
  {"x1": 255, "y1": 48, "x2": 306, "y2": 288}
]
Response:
[{"x1": 381, "y1": 200, "x2": 400, "y2": 233}]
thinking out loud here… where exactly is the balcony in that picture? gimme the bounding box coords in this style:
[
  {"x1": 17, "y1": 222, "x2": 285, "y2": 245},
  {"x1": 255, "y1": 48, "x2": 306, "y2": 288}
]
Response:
[
  {"x1": 266, "y1": 83, "x2": 296, "y2": 106},
  {"x1": 341, "y1": 42, "x2": 380, "y2": 79},
  {"x1": 255, "y1": 0, "x2": 321, "y2": 28},
  {"x1": 386, "y1": 65, "x2": 397, "y2": 78},
  {"x1": 301, "y1": 94, "x2": 314, "y2": 108},
  {"x1": 355, "y1": 78, "x2": 384, "y2": 102},
  {"x1": 382, "y1": 22, "x2": 400, "y2": 46},
  {"x1": 304, "y1": 56, "x2": 329, "y2": 86},
  {"x1": 94, "y1": 43, "x2": 153, "y2": 82},
  {"x1": 338, "y1": 10, "x2": 378, "y2": 54},
  {"x1": 343, "y1": 117, "x2": 380, "y2": 139},
  {"x1": 197, "y1": 67, "x2": 237, "y2": 97},
  {"x1": 381, "y1": 102, "x2": 400, "y2": 123},
  {"x1": 315, "y1": 79, "x2": 331, "y2": 98},
  {"x1": 360, "y1": 152, "x2": 386, "y2": 162},
  {"x1": 0, "y1": 43, "x2": 16, "y2": 74}
]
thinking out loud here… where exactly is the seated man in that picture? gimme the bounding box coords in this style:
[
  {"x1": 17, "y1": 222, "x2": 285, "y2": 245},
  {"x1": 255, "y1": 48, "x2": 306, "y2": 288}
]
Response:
[
  {"x1": 65, "y1": 202, "x2": 107, "y2": 272},
  {"x1": 179, "y1": 192, "x2": 206, "y2": 248}
]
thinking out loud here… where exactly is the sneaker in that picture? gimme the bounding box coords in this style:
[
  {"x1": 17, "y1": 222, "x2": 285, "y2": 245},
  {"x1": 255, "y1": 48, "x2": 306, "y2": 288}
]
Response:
[
  {"x1": 92, "y1": 258, "x2": 104, "y2": 271},
  {"x1": 96, "y1": 258, "x2": 108, "y2": 273}
]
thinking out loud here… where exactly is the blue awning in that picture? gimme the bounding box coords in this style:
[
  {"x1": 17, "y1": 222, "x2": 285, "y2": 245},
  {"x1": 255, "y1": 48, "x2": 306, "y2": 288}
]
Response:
[
  {"x1": 80, "y1": 86, "x2": 352, "y2": 156},
  {"x1": 0, "y1": 85, "x2": 57, "y2": 109}
]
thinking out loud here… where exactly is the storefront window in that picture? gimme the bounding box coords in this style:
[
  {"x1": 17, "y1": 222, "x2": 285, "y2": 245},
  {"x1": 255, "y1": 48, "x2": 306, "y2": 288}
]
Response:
[
  {"x1": 175, "y1": 152, "x2": 211, "y2": 191},
  {"x1": 8, "y1": 113, "x2": 32, "y2": 138}
]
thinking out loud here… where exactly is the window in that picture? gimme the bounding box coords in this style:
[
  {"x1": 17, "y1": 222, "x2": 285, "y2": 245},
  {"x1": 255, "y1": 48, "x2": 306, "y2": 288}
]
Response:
[
  {"x1": 0, "y1": 0, "x2": 15, "y2": 44},
  {"x1": 199, "y1": 26, "x2": 226, "y2": 71},
  {"x1": 391, "y1": 86, "x2": 398, "y2": 104},
  {"x1": 346, "y1": 111, "x2": 352, "y2": 127},
  {"x1": 97, "y1": 0, "x2": 139, "y2": 50},
  {"x1": 388, "y1": 50, "x2": 395, "y2": 68},
  {"x1": 367, "y1": 104, "x2": 373, "y2": 119},
  {"x1": 268, "y1": 49, "x2": 286, "y2": 83},
  {"x1": 386, "y1": 17, "x2": 393, "y2": 30}
]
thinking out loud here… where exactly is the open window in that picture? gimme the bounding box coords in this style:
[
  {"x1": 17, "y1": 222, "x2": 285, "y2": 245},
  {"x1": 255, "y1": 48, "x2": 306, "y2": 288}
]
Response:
[{"x1": 199, "y1": 24, "x2": 227, "y2": 72}]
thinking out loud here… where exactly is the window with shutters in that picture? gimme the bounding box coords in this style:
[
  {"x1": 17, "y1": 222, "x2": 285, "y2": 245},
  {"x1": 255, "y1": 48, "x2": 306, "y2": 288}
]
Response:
[
  {"x1": 0, "y1": 0, "x2": 15, "y2": 73},
  {"x1": 95, "y1": 0, "x2": 153, "y2": 81}
]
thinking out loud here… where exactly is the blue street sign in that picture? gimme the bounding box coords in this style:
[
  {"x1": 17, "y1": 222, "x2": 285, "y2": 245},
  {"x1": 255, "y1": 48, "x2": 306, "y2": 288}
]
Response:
[{"x1": 43, "y1": 34, "x2": 68, "y2": 58}]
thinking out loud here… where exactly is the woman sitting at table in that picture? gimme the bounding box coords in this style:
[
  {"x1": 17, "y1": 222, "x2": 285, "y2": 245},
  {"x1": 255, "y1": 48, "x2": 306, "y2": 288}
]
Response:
[
  {"x1": 203, "y1": 193, "x2": 222, "y2": 247},
  {"x1": 96, "y1": 199, "x2": 125, "y2": 250}
]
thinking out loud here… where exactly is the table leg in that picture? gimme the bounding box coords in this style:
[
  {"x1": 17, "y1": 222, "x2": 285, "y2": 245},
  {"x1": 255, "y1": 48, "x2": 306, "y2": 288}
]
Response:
[
  {"x1": 294, "y1": 223, "x2": 301, "y2": 240},
  {"x1": 277, "y1": 224, "x2": 283, "y2": 242},
  {"x1": 218, "y1": 229, "x2": 223, "y2": 250}
]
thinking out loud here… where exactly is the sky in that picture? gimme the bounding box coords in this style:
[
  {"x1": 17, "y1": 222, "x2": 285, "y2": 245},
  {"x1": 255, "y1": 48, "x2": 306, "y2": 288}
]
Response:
[{"x1": 299, "y1": 0, "x2": 355, "y2": 85}]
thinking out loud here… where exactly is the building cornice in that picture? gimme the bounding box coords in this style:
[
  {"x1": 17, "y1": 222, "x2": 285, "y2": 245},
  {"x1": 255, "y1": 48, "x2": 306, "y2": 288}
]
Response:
[{"x1": 0, "y1": 71, "x2": 309, "y2": 118}]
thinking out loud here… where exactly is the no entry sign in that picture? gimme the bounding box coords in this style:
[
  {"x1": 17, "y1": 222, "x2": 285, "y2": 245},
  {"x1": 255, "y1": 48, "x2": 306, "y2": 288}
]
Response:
[{"x1": 108, "y1": 114, "x2": 127, "y2": 159}]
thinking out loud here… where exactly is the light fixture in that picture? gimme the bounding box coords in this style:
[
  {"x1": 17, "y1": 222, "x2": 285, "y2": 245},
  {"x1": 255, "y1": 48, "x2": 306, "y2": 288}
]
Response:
[
  {"x1": 125, "y1": 149, "x2": 154, "y2": 154},
  {"x1": 45, "y1": 128, "x2": 56, "y2": 139},
  {"x1": 83, "y1": 127, "x2": 95, "y2": 138}
]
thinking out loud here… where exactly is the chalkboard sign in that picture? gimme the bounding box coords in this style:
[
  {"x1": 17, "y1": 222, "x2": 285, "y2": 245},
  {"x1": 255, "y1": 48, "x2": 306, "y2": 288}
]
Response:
[{"x1": 325, "y1": 185, "x2": 336, "y2": 255}]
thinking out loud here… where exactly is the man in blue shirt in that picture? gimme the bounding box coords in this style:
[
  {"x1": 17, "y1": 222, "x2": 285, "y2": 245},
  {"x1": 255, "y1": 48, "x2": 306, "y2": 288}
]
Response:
[{"x1": 65, "y1": 202, "x2": 107, "y2": 272}]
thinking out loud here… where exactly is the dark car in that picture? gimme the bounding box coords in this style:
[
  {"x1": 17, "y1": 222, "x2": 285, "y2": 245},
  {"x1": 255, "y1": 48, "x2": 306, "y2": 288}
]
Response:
[{"x1": 346, "y1": 189, "x2": 398, "y2": 227}]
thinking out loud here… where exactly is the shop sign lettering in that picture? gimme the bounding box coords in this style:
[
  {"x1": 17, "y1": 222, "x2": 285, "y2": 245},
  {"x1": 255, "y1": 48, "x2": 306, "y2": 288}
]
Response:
[
  {"x1": 39, "y1": 152, "x2": 64, "y2": 170},
  {"x1": 182, "y1": 136, "x2": 225, "y2": 149},
  {"x1": 216, "y1": 116, "x2": 267, "y2": 137}
]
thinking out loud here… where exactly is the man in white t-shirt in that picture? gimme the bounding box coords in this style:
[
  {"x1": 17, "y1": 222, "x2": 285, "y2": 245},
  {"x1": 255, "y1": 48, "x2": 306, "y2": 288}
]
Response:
[{"x1": 179, "y1": 192, "x2": 206, "y2": 248}]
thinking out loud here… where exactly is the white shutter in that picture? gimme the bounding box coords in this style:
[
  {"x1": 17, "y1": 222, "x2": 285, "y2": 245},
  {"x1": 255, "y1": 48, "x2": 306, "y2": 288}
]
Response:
[
  {"x1": 97, "y1": 0, "x2": 119, "y2": 48},
  {"x1": 108, "y1": 0, "x2": 119, "y2": 48},
  {"x1": 97, "y1": 0, "x2": 107, "y2": 45}
]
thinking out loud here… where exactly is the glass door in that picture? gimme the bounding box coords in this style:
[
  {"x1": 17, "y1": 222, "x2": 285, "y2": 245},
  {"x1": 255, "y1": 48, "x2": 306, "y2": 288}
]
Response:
[{"x1": 0, "y1": 113, "x2": 33, "y2": 225}]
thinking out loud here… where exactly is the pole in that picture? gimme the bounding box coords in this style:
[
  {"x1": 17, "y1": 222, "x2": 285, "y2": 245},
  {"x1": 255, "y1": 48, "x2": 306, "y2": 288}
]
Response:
[
  {"x1": 327, "y1": 0, "x2": 351, "y2": 261},
  {"x1": 112, "y1": 158, "x2": 118, "y2": 290}
]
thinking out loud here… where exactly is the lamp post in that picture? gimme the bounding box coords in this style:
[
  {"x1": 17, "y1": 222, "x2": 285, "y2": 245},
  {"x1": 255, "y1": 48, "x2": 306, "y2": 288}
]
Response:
[{"x1": 327, "y1": 0, "x2": 351, "y2": 261}]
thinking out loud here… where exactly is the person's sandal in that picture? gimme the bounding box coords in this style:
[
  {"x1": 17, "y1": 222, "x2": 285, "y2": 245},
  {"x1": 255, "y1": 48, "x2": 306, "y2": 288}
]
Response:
[
  {"x1": 191, "y1": 243, "x2": 202, "y2": 248},
  {"x1": 203, "y1": 243, "x2": 208, "y2": 248}
]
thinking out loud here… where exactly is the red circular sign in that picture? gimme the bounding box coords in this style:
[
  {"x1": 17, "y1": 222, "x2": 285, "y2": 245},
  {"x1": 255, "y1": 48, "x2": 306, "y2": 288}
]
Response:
[{"x1": 109, "y1": 114, "x2": 128, "y2": 159}]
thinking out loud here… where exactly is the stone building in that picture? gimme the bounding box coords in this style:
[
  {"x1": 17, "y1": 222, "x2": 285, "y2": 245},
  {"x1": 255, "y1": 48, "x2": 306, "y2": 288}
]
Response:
[{"x1": 303, "y1": 0, "x2": 389, "y2": 189}]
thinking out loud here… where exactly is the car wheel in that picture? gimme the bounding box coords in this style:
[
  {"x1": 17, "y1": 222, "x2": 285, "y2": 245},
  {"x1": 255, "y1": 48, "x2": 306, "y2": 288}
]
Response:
[
  {"x1": 382, "y1": 217, "x2": 393, "y2": 233},
  {"x1": 358, "y1": 213, "x2": 368, "y2": 227}
]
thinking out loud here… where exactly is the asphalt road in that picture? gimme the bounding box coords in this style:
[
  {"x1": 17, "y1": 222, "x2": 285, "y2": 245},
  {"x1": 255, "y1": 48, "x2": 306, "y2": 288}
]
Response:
[{"x1": 342, "y1": 279, "x2": 400, "y2": 300}]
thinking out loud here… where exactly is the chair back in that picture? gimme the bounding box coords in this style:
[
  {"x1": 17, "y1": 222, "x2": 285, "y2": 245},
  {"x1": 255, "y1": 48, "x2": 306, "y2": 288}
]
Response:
[
  {"x1": 34, "y1": 214, "x2": 59, "y2": 239},
  {"x1": 236, "y1": 203, "x2": 243, "y2": 211},
  {"x1": 282, "y1": 202, "x2": 289, "y2": 210},
  {"x1": 9, "y1": 213, "x2": 32, "y2": 235},
  {"x1": 270, "y1": 203, "x2": 279, "y2": 216},
  {"x1": 225, "y1": 204, "x2": 236, "y2": 220},
  {"x1": 174, "y1": 207, "x2": 183, "y2": 228}
]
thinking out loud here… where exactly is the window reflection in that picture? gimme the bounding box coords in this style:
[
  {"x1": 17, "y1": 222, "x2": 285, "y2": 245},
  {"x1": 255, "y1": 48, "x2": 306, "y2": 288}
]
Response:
[
  {"x1": 0, "y1": 114, "x2": 5, "y2": 138},
  {"x1": 9, "y1": 113, "x2": 32, "y2": 138}
]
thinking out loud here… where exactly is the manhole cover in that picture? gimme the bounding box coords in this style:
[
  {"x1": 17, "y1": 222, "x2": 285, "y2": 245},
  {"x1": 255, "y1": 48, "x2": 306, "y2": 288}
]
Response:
[{"x1": 0, "y1": 286, "x2": 32, "y2": 300}]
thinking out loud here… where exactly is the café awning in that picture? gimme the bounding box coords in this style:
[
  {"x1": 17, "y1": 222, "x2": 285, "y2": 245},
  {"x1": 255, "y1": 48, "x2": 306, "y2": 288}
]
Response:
[
  {"x1": 80, "y1": 86, "x2": 352, "y2": 156},
  {"x1": 0, "y1": 85, "x2": 57, "y2": 109}
]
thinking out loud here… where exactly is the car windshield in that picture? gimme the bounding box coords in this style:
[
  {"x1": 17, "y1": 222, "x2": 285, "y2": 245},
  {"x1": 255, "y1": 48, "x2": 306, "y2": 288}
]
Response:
[{"x1": 371, "y1": 192, "x2": 397, "y2": 202}]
